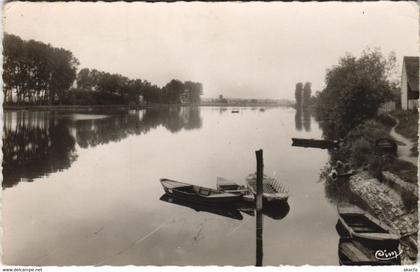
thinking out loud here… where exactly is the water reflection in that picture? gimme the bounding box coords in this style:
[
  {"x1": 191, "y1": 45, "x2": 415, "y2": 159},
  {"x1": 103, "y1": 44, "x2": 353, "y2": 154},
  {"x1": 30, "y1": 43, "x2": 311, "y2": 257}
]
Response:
[
  {"x1": 3, "y1": 107, "x2": 202, "y2": 189},
  {"x1": 160, "y1": 194, "x2": 290, "y2": 221},
  {"x1": 295, "y1": 110, "x2": 302, "y2": 131},
  {"x1": 160, "y1": 194, "x2": 243, "y2": 220},
  {"x1": 159, "y1": 193, "x2": 290, "y2": 266},
  {"x1": 2, "y1": 111, "x2": 77, "y2": 188},
  {"x1": 303, "y1": 109, "x2": 311, "y2": 132},
  {"x1": 294, "y1": 109, "x2": 312, "y2": 132}
]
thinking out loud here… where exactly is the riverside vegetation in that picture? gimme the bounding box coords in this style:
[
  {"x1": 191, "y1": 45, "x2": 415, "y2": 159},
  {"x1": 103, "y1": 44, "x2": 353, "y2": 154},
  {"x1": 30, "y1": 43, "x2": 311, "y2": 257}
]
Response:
[
  {"x1": 3, "y1": 34, "x2": 203, "y2": 106},
  {"x1": 313, "y1": 48, "x2": 418, "y2": 264}
]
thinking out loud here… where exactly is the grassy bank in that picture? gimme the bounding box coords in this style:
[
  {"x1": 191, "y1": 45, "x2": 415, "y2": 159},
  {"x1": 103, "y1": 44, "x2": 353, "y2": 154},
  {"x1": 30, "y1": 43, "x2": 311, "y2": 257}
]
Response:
[{"x1": 330, "y1": 113, "x2": 417, "y2": 183}]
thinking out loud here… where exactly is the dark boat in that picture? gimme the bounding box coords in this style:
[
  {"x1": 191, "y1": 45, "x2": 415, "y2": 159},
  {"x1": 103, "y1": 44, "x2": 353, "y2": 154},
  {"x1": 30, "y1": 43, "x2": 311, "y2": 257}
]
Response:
[
  {"x1": 338, "y1": 237, "x2": 400, "y2": 265},
  {"x1": 160, "y1": 194, "x2": 243, "y2": 220},
  {"x1": 291, "y1": 138, "x2": 339, "y2": 149},
  {"x1": 262, "y1": 201, "x2": 290, "y2": 220},
  {"x1": 160, "y1": 178, "x2": 243, "y2": 204},
  {"x1": 246, "y1": 174, "x2": 289, "y2": 202},
  {"x1": 337, "y1": 204, "x2": 400, "y2": 248},
  {"x1": 375, "y1": 138, "x2": 397, "y2": 156},
  {"x1": 231, "y1": 110, "x2": 240, "y2": 113}
]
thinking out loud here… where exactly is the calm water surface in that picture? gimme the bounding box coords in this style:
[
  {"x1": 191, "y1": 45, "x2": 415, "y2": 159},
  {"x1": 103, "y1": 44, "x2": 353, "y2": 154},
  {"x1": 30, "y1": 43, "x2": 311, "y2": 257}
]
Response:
[{"x1": 3, "y1": 107, "x2": 338, "y2": 266}]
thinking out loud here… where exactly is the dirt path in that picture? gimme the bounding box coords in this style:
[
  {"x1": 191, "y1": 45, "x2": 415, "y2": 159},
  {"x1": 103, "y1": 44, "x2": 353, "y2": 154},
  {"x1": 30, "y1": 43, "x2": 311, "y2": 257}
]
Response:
[{"x1": 387, "y1": 114, "x2": 418, "y2": 167}]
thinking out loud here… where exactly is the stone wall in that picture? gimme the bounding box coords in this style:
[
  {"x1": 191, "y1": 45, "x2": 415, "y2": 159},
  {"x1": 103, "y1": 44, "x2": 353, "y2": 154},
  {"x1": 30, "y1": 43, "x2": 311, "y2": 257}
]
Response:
[{"x1": 348, "y1": 171, "x2": 418, "y2": 263}]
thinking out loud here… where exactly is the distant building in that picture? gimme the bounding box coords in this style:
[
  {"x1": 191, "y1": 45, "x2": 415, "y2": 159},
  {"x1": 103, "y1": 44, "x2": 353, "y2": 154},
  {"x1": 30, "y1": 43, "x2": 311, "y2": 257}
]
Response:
[{"x1": 401, "y1": 56, "x2": 419, "y2": 110}]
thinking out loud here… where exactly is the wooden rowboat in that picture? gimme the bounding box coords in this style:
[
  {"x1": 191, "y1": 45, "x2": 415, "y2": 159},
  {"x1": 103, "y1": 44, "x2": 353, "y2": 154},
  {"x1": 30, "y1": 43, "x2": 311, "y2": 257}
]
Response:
[
  {"x1": 292, "y1": 138, "x2": 339, "y2": 149},
  {"x1": 337, "y1": 204, "x2": 400, "y2": 248},
  {"x1": 216, "y1": 177, "x2": 254, "y2": 202},
  {"x1": 160, "y1": 194, "x2": 243, "y2": 220},
  {"x1": 246, "y1": 174, "x2": 289, "y2": 202},
  {"x1": 160, "y1": 178, "x2": 242, "y2": 204}
]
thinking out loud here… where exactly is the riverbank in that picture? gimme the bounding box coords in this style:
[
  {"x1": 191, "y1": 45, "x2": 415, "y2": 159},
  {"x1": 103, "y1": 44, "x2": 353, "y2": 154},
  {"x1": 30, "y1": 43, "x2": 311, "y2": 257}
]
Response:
[{"x1": 331, "y1": 111, "x2": 418, "y2": 264}]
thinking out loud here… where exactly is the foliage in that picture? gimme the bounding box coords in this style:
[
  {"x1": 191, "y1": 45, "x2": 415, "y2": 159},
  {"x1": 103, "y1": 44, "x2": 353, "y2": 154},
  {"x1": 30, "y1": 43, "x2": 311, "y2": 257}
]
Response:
[
  {"x1": 184, "y1": 81, "x2": 203, "y2": 104},
  {"x1": 349, "y1": 138, "x2": 373, "y2": 167},
  {"x1": 316, "y1": 48, "x2": 397, "y2": 138},
  {"x1": 3, "y1": 33, "x2": 203, "y2": 106},
  {"x1": 3, "y1": 33, "x2": 78, "y2": 104},
  {"x1": 334, "y1": 119, "x2": 393, "y2": 178},
  {"x1": 303, "y1": 82, "x2": 312, "y2": 106}
]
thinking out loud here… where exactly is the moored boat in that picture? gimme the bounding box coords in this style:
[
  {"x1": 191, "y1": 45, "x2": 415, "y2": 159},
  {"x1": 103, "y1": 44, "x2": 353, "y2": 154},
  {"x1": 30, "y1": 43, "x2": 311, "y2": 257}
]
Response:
[
  {"x1": 291, "y1": 138, "x2": 339, "y2": 149},
  {"x1": 337, "y1": 204, "x2": 400, "y2": 248},
  {"x1": 160, "y1": 178, "x2": 243, "y2": 204},
  {"x1": 246, "y1": 174, "x2": 289, "y2": 202},
  {"x1": 216, "y1": 177, "x2": 254, "y2": 202},
  {"x1": 160, "y1": 193, "x2": 243, "y2": 220}
]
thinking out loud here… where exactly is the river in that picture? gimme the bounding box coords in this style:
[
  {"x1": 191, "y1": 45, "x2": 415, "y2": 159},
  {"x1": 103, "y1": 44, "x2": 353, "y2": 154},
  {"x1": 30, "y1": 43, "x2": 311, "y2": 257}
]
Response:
[{"x1": 2, "y1": 106, "x2": 339, "y2": 266}]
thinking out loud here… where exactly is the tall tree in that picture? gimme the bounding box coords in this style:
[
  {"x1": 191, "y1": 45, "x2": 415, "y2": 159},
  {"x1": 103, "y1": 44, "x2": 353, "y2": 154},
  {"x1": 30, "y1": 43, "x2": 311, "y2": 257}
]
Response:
[
  {"x1": 3, "y1": 33, "x2": 79, "y2": 104},
  {"x1": 47, "y1": 47, "x2": 79, "y2": 104},
  {"x1": 76, "y1": 68, "x2": 94, "y2": 91},
  {"x1": 316, "y1": 48, "x2": 396, "y2": 138},
  {"x1": 303, "y1": 82, "x2": 312, "y2": 107},
  {"x1": 163, "y1": 79, "x2": 185, "y2": 104},
  {"x1": 184, "y1": 81, "x2": 203, "y2": 104}
]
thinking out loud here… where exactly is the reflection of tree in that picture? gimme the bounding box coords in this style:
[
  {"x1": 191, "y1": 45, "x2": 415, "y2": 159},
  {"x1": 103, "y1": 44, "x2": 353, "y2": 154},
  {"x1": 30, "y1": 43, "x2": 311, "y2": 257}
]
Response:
[
  {"x1": 295, "y1": 108, "x2": 312, "y2": 132},
  {"x1": 75, "y1": 107, "x2": 202, "y2": 147},
  {"x1": 184, "y1": 107, "x2": 202, "y2": 130},
  {"x1": 2, "y1": 111, "x2": 77, "y2": 188},
  {"x1": 75, "y1": 113, "x2": 136, "y2": 148},
  {"x1": 303, "y1": 109, "x2": 311, "y2": 132},
  {"x1": 295, "y1": 110, "x2": 302, "y2": 131},
  {"x1": 3, "y1": 107, "x2": 203, "y2": 188},
  {"x1": 219, "y1": 107, "x2": 228, "y2": 114},
  {"x1": 164, "y1": 108, "x2": 185, "y2": 133}
]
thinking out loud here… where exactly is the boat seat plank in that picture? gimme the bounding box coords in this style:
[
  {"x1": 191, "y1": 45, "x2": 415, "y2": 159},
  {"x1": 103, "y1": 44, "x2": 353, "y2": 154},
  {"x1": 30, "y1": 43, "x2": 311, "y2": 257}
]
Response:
[
  {"x1": 353, "y1": 227, "x2": 380, "y2": 233},
  {"x1": 340, "y1": 243, "x2": 372, "y2": 262}
]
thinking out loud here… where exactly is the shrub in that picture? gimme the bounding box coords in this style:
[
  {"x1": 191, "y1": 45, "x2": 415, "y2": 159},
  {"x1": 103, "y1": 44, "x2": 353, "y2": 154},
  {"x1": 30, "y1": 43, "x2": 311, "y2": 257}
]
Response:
[{"x1": 350, "y1": 138, "x2": 374, "y2": 167}]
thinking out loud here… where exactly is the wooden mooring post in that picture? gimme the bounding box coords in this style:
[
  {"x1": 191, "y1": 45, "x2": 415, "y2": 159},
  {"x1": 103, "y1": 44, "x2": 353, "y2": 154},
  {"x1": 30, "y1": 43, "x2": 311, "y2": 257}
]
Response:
[{"x1": 255, "y1": 149, "x2": 263, "y2": 267}]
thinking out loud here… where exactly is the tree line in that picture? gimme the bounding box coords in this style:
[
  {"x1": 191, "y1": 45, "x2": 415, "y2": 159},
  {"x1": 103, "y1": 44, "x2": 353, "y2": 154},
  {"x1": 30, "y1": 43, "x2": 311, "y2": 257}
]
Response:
[{"x1": 3, "y1": 33, "x2": 203, "y2": 106}]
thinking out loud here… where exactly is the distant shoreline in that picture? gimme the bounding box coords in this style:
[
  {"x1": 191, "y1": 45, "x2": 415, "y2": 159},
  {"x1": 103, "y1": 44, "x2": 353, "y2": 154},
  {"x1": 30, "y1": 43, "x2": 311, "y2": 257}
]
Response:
[{"x1": 4, "y1": 103, "x2": 293, "y2": 111}]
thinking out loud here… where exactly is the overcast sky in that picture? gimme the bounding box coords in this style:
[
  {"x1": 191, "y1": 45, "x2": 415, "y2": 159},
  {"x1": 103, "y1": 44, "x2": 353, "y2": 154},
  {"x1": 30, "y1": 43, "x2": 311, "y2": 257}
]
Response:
[{"x1": 3, "y1": 2, "x2": 418, "y2": 99}]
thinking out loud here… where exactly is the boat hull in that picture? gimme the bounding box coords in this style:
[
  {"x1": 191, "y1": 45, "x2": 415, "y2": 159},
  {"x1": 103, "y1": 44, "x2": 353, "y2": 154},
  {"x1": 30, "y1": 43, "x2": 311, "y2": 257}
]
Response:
[
  {"x1": 338, "y1": 238, "x2": 400, "y2": 266},
  {"x1": 160, "y1": 194, "x2": 243, "y2": 220},
  {"x1": 161, "y1": 179, "x2": 242, "y2": 205},
  {"x1": 336, "y1": 204, "x2": 401, "y2": 249},
  {"x1": 336, "y1": 220, "x2": 400, "y2": 249},
  {"x1": 292, "y1": 138, "x2": 339, "y2": 149}
]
